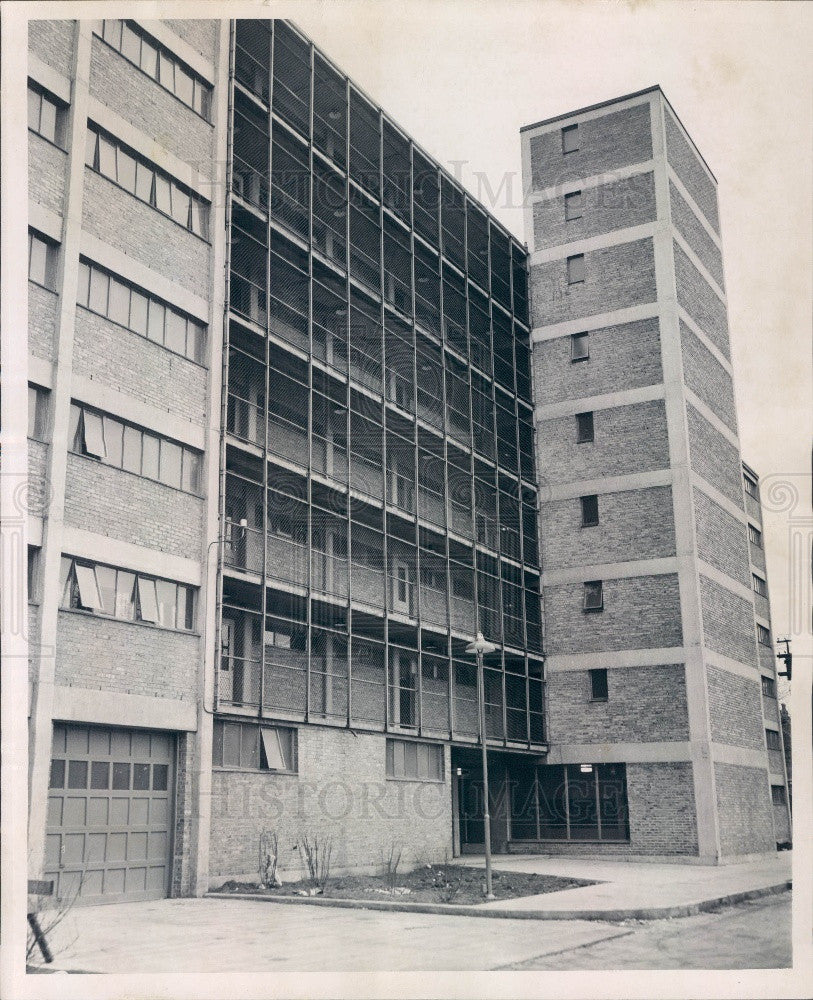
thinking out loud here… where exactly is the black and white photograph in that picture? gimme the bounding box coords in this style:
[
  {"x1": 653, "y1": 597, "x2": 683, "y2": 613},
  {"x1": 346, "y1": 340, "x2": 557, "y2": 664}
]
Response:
[{"x1": 1, "y1": 1, "x2": 811, "y2": 997}]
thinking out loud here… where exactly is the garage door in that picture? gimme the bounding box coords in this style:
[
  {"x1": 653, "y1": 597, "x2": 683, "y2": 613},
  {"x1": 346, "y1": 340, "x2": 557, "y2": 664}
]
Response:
[{"x1": 44, "y1": 723, "x2": 174, "y2": 904}]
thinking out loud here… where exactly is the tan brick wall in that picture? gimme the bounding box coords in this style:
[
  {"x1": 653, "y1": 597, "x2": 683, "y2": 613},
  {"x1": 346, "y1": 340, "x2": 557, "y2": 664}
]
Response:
[
  {"x1": 538, "y1": 400, "x2": 669, "y2": 485},
  {"x1": 540, "y1": 486, "x2": 676, "y2": 569},
  {"x1": 543, "y1": 573, "x2": 683, "y2": 655},
  {"x1": 669, "y1": 181, "x2": 724, "y2": 289},
  {"x1": 627, "y1": 761, "x2": 698, "y2": 854},
  {"x1": 29, "y1": 283, "x2": 58, "y2": 362},
  {"x1": 714, "y1": 761, "x2": 775, "y2": 855},
  {"x1": 531, "y1": 237, "x2": 657, "y2": 327},
  {"x1": 757, "y1": 643, "x2": 775, "y2": 674},
  {"x1": 55, "y1": 609, "x2": 198, "y2": 701},
  {"x1": 693, "y1": 488, "x2": 750, "y2": 587},
  {"x1": 687, "y1": 405, "x2": 744, "y2": 508},
  {"x1": 529, "y1": 102, "x2": 653, "y2": 192},
  {"x1": 674, "y1": 242, "x2": 729, "y2": 359},
  {"x1": 209, "y1": 727, "x2": 452, "y2": 883},
  {"x1": 745, "y1": 492, "x2": 761, "y2": 523},
  {"x1": 547, "y1": 664, "x2": 689, "y2": 743},
  {"x1": 29, "y1": 132, "x2": 67, "y2": 216},
  {"x1": 73, "y1": 308, "x2": 208, "y2": 424},
  {"x1": 164, "y1": 19, "x2": 219, "y2": 60},
  {"x1": 767, "y1": 747, "x2": 785, "y2": 775},
  {"x1": 89, "y1": 37, "x2": 214, "y2": 177},
  {"x1": 533, "y1": 318, "x2": 662, "y2": 406},
  {"x1": 707, "y1": 667, "x2": 764, "y2": 750},
  {"x1": 82, "y1": 169, "x2": 210, "y2": 298},
  {"x1": 29, "y1": 20, "x2": 75, "y2": 77},
  {"x1": 63, "y1": 453, "x2": 204, "y2": 557},
  {"x1": 749, "y1": 539, "x2": 766, "y2": 573},
  {"x1": 700, "y1": 575, "x2": 758, "y2": 667},
  {"x1": 773, "y1": 802, "x2": 791, "y2": 843},
  {"x1": 664, "y1": 108, "x2": 720, "y2": 233},
  {"x1": 680, "y1": 321, "x2": 737, "y2": 433},
  {"x1": 753, "y1": 590, "x2": 770, "y2": 619},
  {"x1": 172, "y1": 732, "x2": 197, "y2": 896},
  {"x1": 533, "y1": 172, "x2": 656, "y2": 250}
]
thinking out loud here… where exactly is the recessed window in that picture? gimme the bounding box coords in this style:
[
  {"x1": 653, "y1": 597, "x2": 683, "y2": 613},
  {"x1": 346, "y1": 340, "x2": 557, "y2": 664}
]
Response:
[
  {"x1": 761, "y1": 675, "x2": 776, "y2": 698},
  {"x1": 28, "y1": 546, "x2": 41, "y2": 603},
  {"x1": 757, "y1": 624, "x2": 771, "y2": 646},
  {"x1": 386, "y1": 739, "x2": 443, "y2": 782},
  {"x1": 567, "y1": 253, "x2": 585, "y2": 285},
  {"x1": 576, "y1": 411, "x2": 594, "y2": 443},
  {"x1": 60, "y1": 555, "x2": 195, "y2": 630},
  {"x1": 748, "y1": 523, "x2": 762, "y2": 547},
  {"x1": 752, "y1": 574, "x2": 768, "y2": 598},
  {"x1": 28, "y1": 231, "x2": 58, "y2": 291},
  {"x1": 571, "y1": 331, "x2": 589, "y2": 362},
  {"x1": 68, "y1": 402, "x2": 201, "y2": 494},
  {"x1": 580, "y1": 494, "x2": 599, "y2": 527},
  {"x1": 765, "y1": 728, "x2": 781, "y2": 751},
  {"x1": 743, "y1": 475, "x2": 758, "y2": 499},
  {"x1": 28, "y1": 83, "x2": 67, "y2": 147},
  {"x1": 28, "y1": 384, "x2": 49, "y2": 439},
  {"x1": 583, "y1": 580, "x2": 603, "y2": 612},
  {"x1": 562, "y1": 123, "x2": 579, "y2": 154},
  {"x1": 86, "y1": 124, "x2": 209, "y2": 238},
  {"x1": 565, "y1": 190, "x2": 583, "y2": 221},
  {"x1": 771, "y1": 784, "x2": 786, "y2": 806},
  {"x1": 213, "y1": 720, "x2": 297, "y2": 772},
  {"x1": 589, "y1": 668, "x2": 608, "y2": 702}
]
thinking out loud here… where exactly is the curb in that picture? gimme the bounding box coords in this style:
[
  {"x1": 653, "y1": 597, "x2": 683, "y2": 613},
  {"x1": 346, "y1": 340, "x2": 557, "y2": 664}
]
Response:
[{"x1": 206, "y1": 879, "x2": 791, "y2": 922}]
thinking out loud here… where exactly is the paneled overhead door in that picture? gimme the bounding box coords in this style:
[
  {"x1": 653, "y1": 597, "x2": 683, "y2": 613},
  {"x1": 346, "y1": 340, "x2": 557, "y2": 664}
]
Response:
[{"x1": 45, "y1": 724, "x2": 174, "y2": 904}]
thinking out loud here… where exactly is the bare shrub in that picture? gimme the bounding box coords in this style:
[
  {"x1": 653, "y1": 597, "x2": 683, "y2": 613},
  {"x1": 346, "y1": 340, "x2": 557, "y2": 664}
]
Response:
[
  {"x1": 381, "y1": 842, "x2": 403, "y2": 893},
  {"x1": 299, "y1": 831, "x2": 333, "y2": 891},
  {"x1": 258, "y1": 831, "x2": 280, "y2": 889}
]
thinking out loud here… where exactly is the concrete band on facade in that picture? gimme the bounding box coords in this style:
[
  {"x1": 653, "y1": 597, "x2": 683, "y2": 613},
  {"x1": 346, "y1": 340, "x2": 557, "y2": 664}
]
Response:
[{"x1": 25, "y1": 20, "x2": 789, "y2": 905}]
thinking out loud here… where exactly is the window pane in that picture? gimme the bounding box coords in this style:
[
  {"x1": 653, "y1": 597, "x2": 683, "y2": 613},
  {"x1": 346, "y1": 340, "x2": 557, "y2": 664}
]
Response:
[
  {"x1": 158, "y1": 51, "x2": 175, "y2": 91},
  {"x1": 95, "y1": 564, "x2": 117, "y2": 615},
  {"x1": 115, "y1": 570, "x2": 136, "y2": 619},
  {"x1": 122, "y1": 425, "x2": 142, "y2": 474},
  {"x1": 50, "y1": 758, "x2": 65, "y2": 788},
  {"x1": 133, "y1": 763, "x2": 150, "y2": 790},
  {"x1": 117, "y1": 149, "x2": 137, "y2": 193},
  {"x1": 156, "y1": 580, "x2": 177, "y2": 628},
  {"x1": 165, "y1": 310, "x2": 187, "y2": 354},
  {"x1": 128, "y1": 289, "x2": 148, "y2": 335},
  {"x1": 85, "y1": 128, "x2": 97, "y2": 167},
  {"x1": 261, "y1": 728, "x2": 285, "y2": 769},
  {"x1": 140, "y1": 39, "x2": 158, "y2": 78},
  {"x1": 159, "y1": 440, "x2": 182, "y2": 488},
  {"x1": 121, "y1": 23, "x2": 141, "y2": 63},
  {"x1": 39, "y1": 97, "x2": 57, "y2": 143},
  {"x1": 155, "y1": 174, "x2": 172, "y2": 214},
  {"x1": 190, "y1": 199, "x2": 206, "y2": 238},
  {"x1": 192, "y1": 79, "x2": 204, "y2": 115},
  {"x1": 240, "y1": 727, "x2": 259, "y2": 769},
  {"x1": 91, "y1": 761, "x2": 110, "y2": 790},
  {"x1": 142, "y1": 434, "x2": 159, "y2": 479},
  {"x1": 59, "y1": 556, "x2": 73, "y2": 606},
  {"x1": 147, "y1": 299, "x2": 165, "y2": 343},
  {"x1": 77, "y1": 261, "x2": 90, "y2": 307},
  {"x1": 83, "y1": 411, "x2": 106, "y2": 458},
  {"x1": 88, "y1": 267, "x2": 109, "y2": 314},
  {"x1": 75, "y1": 564, "x2": 103, "y2": 610},
  {"x1": 152, "y1": 763, "x2": 168, "y2": 790},
  {"x1": 222, "y1": 723, "x2": 240, "y2": 767},
  {"x1": 135, "y1": 161, "x2": 153, "y2": 202},
  {"x1": 137, "y1": 576, "x2": 159, "y2": 623},
  {"x1": 181, "y1": 449, "x2": 200, "y2": 493},
  {"x1": 112, "y1": 762, "x2": 130, "y2": 789},
  {"x1": 177, "y1": 585, "x2": 194, "y2": 630},
  {"x1": 108, "y1": 278, "x2": 131, "y2": 326},
  {"x1": 187, "y1": 320, "x2": 205, "y2": 362},
  {"x1": 29, "y1": 235, "x2": 47, "y2": 285},
  {"x1": 28, "y1": 88, "x2": 40, "y2": 131},
  {"x1": 68, "y1": 760, "x2": 88, "y2": 789},
  {"x1": 175, "y1": 66, "x2": 193, "y2": 106},
  {"x1": 98, "y1": 135, "x2": 117, "y2": 179},
  {"x1": 102, "y1": 19, "x2": 122, "y2": 48},
  {"x1": 403, "y1": 741, "x2": 418, "y2": 778},
  {"x1": 171, "y1": 184, "x2": 190, "y2": 227},
  {"x1": 102, "y1": 416, "x2": 124, "y2": 467}
]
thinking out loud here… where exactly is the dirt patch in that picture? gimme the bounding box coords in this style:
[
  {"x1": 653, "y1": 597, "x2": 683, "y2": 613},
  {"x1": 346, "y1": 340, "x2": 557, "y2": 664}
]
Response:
[{"x1": 217, "y1": 864, "x2": 597, "y2": 906}]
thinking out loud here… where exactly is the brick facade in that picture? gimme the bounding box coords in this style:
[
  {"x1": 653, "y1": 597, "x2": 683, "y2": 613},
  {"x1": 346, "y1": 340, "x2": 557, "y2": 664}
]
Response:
[
  {"x1": 699, "y1": 574, "x2": 758, "y2": 667},
  {"x1": 664, "y1": 108, "x2": 720, "y2": 233},
  {"x1": 540, "y1": 486, "x2": 676, "y2": 569},
  {"x1": 546, "y1": 664, "x2": 689, "y2": 743},
  {"x1": 533, "y1": 318, "x2": 662, "y2": 405},
  {"x1": 687, "y1": 404, "x2": 745, "y2": 507},
  {"x1": 531, "y1": 237, "x2": 657, "y2": 327},
  {"x1": 29, "y1": 20, "x2": 75, "y2": 77},
  {"x1": 706, "y1": 667, "x2": 764, "y2": 750},
  {"x1": 674, "y1": 242, "x2": 729, "y2": 358},
  {"x1": 714, "y1": 762, "x2": 775, "y2": 855},
  {"x1": 693, "y1": 487, "x2": 750, "y2": 587},
  {"x1": 165, "y1": 19, "x2": 219, "y2": 60},
  {"x1": 543, "y1": 573, "x2": 683, "y2": 655},
  {"x1": 209, "y1": 727, "x2": 452, "y2": 884},
  {"x1": 29, "y1": 283, "x2": 58, "y2": 362},
  {"x1": 29, "y1": 132, "x2": 67, "y2": 216},
  {"x1": 27, "y1": 439, "x2": 49, "y2": 519},
  {"x1": 669, "y1": 181, "x2": 724, "y2": 289},
  {"x1": 55, "y1": 609, "x2": 199, "y2": 701},
  {"x1": 680, "y1": 321, "x2": 737, "y2": 432}
]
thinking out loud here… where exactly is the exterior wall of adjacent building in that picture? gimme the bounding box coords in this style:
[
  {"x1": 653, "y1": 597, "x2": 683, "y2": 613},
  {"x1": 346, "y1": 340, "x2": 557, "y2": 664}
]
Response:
[
  {"x1": 26, "y1": 17, "x2": 230, "y2": 900},
  {"x1": 522, "y1": 86, "x2": 782, "y2": 860}
]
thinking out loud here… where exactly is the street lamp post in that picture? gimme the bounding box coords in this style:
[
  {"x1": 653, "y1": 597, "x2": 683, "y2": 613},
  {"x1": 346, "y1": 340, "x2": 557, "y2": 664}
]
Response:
[{"x1": 465, "y1": 631, "x2": 497, "y2": 900}]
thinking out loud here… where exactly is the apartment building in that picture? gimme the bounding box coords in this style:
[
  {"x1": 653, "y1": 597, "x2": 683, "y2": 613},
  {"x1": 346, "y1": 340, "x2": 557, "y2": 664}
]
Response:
[
  {"x1": 521, "y1": 87, "x2": 791, "y2": 860},
  {"x1": 24, "y1": 20, "x2": 787, "y2": 906}
]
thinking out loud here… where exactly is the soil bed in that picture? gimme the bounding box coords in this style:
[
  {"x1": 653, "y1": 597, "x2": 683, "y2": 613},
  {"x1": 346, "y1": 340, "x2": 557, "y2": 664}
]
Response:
[{"x1": 217, "y1": 865, "x2": 597, "y2": 906}]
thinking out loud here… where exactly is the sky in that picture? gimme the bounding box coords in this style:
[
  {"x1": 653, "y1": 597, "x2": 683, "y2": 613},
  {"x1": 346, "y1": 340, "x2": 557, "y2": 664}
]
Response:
[{"x1": 282, "y1": 0, "x2": 812, "y2": 685}]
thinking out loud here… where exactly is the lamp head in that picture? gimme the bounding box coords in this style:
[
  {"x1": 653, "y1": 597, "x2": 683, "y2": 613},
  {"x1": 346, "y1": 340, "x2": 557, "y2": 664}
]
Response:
[{"x1": 465, "y1": 631, "x2": 497, "y2": 656}]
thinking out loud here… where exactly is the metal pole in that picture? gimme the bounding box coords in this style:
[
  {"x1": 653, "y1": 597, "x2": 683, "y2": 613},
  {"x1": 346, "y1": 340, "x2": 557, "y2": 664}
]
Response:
[{"x1": 477, "y1": 646, "x2": 495, "y2": 900}]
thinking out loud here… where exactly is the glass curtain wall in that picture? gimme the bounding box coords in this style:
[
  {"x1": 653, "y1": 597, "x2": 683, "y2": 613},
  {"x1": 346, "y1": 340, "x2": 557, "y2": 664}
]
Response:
[{"x1": 221, "y1": 19, "x2": 544, "y2": 747}]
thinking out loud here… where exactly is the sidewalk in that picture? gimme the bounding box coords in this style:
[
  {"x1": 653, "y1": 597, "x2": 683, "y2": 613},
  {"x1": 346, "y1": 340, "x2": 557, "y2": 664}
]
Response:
[{"x1": 207, "y1": 851, "x2": 792, "y2": 921}]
